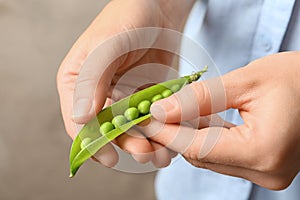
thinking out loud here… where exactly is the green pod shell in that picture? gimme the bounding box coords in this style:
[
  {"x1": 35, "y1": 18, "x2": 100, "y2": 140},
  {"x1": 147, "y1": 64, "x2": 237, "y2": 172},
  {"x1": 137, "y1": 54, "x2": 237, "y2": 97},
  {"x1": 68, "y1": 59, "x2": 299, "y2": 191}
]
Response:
[
  {"x1": 69, "y1": 66, "x2": 208, "y2": 177},
  {"x1": 80, "y1": 137, "x2": 93, "y2": 149},
  {"x1": 171, "y1": 84, "x2": 181, "y2": 93}
]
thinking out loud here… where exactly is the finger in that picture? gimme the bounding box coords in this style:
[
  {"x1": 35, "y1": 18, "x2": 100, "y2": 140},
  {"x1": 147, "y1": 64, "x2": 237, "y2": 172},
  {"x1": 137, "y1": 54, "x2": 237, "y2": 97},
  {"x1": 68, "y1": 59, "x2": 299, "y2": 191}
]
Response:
[
  {"x1": 114, "y1": 128, "x2": 175, "y2": 165},
  {"x1": 115, "y1": 128, "x2": 154, "y2": 164},
  {"x1": 141, "y1": 119, "x2": 254, "y2": 169},
  {"x1": 169, "y1": 149, "x2": 178, "y2": 158},
  {"x1": 93, "y1": 143, "x2": 119, "y2": 168},
  {"x1": 131, "y1": 153, "x2": 153, "y2": 164},
  {"x1": 151, "y1": 142, "x2": 172, "y2": 168},
  {"x1": 150, "y1": 69, "x2": 252, "y2": 123},
  {"x1": 103, "y1": 97, "x2": 114, "y2": 108},
  {"x1": 186, "y1": 114, "x2": 236, "y2": 129}
]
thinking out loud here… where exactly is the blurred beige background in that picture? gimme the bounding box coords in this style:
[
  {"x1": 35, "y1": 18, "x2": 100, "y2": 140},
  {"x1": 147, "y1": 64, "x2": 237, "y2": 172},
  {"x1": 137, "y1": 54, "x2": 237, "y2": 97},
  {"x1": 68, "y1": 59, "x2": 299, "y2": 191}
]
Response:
[{"x1": 0, "y1": 0, "x2": 156, "y2": 199}]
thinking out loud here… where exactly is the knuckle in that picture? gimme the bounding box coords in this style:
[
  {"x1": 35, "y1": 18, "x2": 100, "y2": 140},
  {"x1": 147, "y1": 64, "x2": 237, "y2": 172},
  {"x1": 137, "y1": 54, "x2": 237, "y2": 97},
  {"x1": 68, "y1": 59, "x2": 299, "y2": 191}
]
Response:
[
  {"x1": 184, "y1": 150, "x2": 199, "y2": 161},
  {"x1": 183, "y1": 144, "x2": 202, "y2": 162},
  {"x1": 57, "y1": 66, "x2": 77, "y2": 92}
]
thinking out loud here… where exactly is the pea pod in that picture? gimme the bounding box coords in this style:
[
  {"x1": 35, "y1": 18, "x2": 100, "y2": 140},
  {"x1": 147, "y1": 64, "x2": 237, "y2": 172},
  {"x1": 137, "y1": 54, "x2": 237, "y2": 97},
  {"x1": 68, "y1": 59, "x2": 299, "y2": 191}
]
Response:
[{"x1": 69, "y1": 66, "x2": 208, "y2": 177}]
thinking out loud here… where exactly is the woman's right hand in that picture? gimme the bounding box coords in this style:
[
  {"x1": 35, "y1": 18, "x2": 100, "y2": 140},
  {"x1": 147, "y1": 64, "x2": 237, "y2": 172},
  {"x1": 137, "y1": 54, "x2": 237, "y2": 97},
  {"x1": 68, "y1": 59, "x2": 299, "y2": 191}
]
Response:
[{"x1": 57, "y1": 0, "x2": 196, "y2": 168}]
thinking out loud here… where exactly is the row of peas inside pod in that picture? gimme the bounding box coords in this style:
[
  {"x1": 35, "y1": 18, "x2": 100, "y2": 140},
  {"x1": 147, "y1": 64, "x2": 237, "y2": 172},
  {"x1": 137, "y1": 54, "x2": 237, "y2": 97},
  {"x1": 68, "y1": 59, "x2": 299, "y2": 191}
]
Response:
[{"x1": 80, "y1": 85, "x2": 181, "y2": 150}]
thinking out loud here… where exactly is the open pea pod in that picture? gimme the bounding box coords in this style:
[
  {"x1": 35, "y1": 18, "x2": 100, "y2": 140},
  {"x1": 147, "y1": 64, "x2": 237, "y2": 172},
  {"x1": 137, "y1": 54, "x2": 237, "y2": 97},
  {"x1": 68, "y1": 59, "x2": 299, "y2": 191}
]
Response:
[{"x1": 69, "y1": 66, "x2": 208, "y2": 177}]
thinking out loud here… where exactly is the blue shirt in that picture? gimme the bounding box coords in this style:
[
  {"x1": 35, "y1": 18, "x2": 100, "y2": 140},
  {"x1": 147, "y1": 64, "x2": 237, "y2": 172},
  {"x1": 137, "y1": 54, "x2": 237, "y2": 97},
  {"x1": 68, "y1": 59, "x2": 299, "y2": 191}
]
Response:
[{"x1": 155, "y1": 0, "x2": 300, "y2": 199}]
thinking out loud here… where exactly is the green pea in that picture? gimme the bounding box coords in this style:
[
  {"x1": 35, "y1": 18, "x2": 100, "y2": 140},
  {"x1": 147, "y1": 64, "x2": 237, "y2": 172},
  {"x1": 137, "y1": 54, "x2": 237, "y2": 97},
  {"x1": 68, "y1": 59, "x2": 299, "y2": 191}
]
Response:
[
  {"x1": 124, "y1": 107, "x2": 139, "y2": 121},
  {"x1": 138, "y1": 100, "x2": 151, "y2": 114},
  {"x1": 171, "y1": 84, "x2": 181, "y2": 93},
  {"x1": 162, "y1": 89, "x2": 173, "y2": 98},
  {"x1": 151, "y1": 94, "x2": 163, "y2": 103},
  {"x1": 112, "y1": 115, "x2": 127, "y2": 127},
  {"x1": 80, "y1": 137, "x2": 93, "y2": 149},
  {"x1": 99, "y1": 121, "x2": 115, "y2": 134}
]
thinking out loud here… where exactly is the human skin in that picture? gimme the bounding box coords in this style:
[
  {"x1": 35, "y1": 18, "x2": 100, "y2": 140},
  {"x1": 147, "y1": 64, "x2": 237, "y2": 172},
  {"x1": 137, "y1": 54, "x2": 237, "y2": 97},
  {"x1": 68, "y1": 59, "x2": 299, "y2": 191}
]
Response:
[
  {"x1": 57, "y1": 0, "x2": 300, "y2": 190},
  {"x1": 57, "y1": 0, "x2": 196, "y2": 167},
  {"x1": 149, "y1": 52, "x2": 300, "y2": 190}
]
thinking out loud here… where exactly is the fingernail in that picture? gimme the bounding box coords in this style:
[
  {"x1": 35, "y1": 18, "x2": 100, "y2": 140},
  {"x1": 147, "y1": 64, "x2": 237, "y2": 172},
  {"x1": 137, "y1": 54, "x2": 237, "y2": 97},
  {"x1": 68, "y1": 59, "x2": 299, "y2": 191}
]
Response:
[
  {"x1": 72, "y1": 98, "x2": 91, "y2": 120},
  {"x1": 93, "y1": 148, "x2": 118, "y2": 168},
  {"x1": 132, "y1": 153, "x2": 153, "y2": 164},
  {"x1": 94, "y1": 154, "x2": 114, "y2": 168}
]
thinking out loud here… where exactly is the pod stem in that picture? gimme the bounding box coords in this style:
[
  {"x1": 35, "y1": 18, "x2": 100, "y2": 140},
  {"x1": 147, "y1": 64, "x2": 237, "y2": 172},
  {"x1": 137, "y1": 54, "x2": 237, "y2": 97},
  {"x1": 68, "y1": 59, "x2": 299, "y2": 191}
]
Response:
[{"x1": 185, "y1": 65, "x2": 208, "y2": 83}]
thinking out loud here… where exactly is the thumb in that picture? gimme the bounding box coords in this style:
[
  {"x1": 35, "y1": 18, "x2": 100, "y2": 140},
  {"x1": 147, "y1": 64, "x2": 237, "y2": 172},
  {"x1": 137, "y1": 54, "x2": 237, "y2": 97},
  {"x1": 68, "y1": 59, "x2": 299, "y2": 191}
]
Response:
[
  {"x1": 150, "y1": 71, "x2": 245, "y2": 123},
  {"x1": 71, "y1": 38, "x2": 120, "y2": 123},
  {"x1": 72, "y1": 28, "x2": 160, "y2": 123}
]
